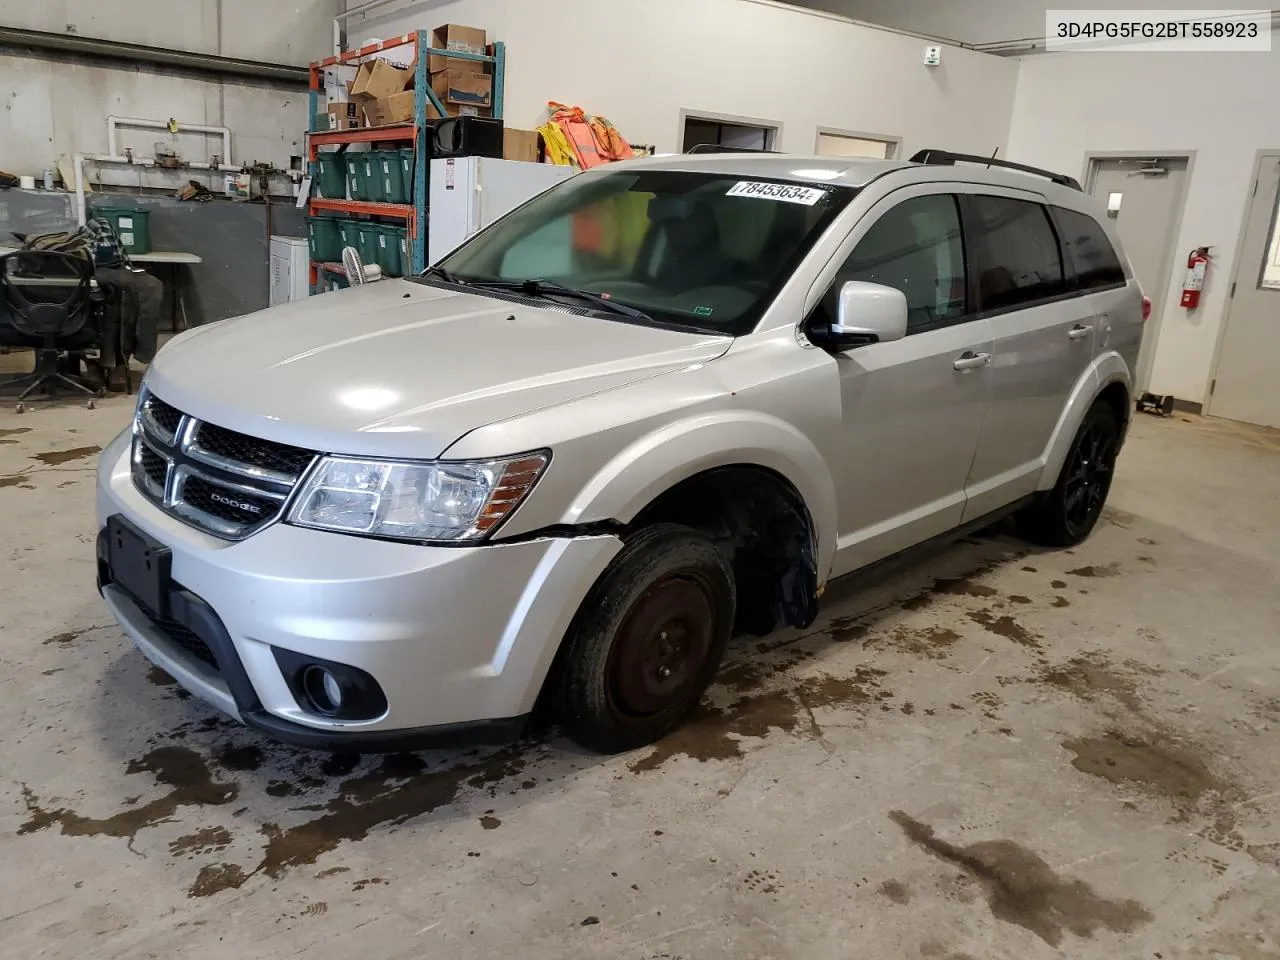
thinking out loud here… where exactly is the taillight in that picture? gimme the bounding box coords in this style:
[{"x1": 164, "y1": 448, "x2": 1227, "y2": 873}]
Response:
[{"x1": 1141, "y1": 296, "x2": 1152, "y2": 322}]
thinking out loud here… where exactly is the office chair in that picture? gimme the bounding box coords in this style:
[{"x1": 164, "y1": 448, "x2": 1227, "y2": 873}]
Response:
[{"x1": 0, "y1": 250, "x2": 105, "y2": 410}]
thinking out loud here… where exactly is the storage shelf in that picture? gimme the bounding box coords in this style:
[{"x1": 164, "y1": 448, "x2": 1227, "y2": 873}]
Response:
[
  {"x1": 309, "y1": 198, "x2": 414, "y2": 219},
  {"x1": 308, "y1": 124, "x2": 416, "y2": 146}
]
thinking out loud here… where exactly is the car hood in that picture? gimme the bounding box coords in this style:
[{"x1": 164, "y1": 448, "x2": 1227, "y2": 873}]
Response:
[{"x1": 146, "y1": 279, "x2": 730, "y2": 459}]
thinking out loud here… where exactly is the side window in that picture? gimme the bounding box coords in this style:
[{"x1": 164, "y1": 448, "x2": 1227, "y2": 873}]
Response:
[
  {"x1": 969, "y1": 196, "x2": 1066, "y2": 311},
  {"x1": 819, "y1": 194, "x2": 967, "y2": 333},
  {"x1": 1052, "y1": 206, "x2": 1126, "y2": 290}
]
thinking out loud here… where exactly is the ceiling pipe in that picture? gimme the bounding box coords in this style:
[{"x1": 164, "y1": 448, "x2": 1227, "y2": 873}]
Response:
[{"x1": 0, "y1": 26, "x2": 308, "y2": 85}]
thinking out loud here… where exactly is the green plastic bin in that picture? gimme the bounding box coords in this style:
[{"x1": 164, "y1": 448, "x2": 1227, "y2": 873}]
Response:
[
  {"x1": 398, "y1": 227, "x2": 412, "y2": 276},
  {"x1": 326, "y1": 271, "x2": 349, "y2": 292},
  {"x1": 355, "y1": 221, "x2": 381, "y2": 266},
  {"x1": 373, "y1": 225, "x2": 401, "y2": 277},
  {"x1": 345, "y1": 152, "x2": 373, "y2": 201},
  {"x1": 400, "y1": 148, "x2": 415, "y2": 203},
  {"x1": 315, "y1": 152, "x2": 347, "y2": 199},
  {"x1": 307, "y1": 216, "x2": 343, "y2": 263},
  {"x1": 93, "y1": 205, "x2": 151, "y2": 255},
  {"x1": 336, "y1": 219, "x2": 361, "y2": 254},
  {"x1": 373, "y1": 150, "x2": 408, "y2": 204}
]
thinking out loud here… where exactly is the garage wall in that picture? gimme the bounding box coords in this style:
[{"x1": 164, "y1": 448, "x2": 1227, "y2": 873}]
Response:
[
  {"x1": 0, "y1": 0, "x2": 336, "y2": 189},
  {"x1": 345, "y1": 0, "x2": 1020, "y2": 158},
  {"x1": 1005, "y1": 37, "x2": 1280, "y2": 406}
]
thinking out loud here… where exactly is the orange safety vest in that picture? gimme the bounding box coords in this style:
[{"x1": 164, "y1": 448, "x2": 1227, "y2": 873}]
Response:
[{"x1": 546, "y1": 102, "x2": 635, "y2": 170}]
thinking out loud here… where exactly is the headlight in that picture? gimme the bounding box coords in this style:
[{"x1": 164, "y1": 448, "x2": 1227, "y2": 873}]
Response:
[{"x1": 286, "y1": 451, "x2": 549, "y2": 543}]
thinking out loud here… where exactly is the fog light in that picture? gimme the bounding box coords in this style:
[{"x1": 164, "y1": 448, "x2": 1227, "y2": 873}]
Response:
[{"x1": 304, "y1": 666, "x2": 344, "y2": 714}]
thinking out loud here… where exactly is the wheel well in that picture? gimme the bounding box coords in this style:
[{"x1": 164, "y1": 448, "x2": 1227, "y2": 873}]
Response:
[
  {"x1": 1096, "y1": 381, "x2": 1130, "y2": 429},
  {"x1": 630, "y1": 465, "x2": 819, "y2": 635}
]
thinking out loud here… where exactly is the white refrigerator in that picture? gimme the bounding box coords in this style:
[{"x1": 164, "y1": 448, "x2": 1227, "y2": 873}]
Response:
[{"x1": 428, "y1": 157, "x2": 572, "y2": 266}]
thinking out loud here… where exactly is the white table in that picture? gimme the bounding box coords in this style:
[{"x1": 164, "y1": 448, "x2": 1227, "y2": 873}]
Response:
[{"x1": 130, "y1": 251, "x2": 202, "y2": 331}]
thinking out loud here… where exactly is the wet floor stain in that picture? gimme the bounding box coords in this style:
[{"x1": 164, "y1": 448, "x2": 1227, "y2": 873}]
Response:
[
  {"x1": 1050, "y1": 580, "x2": 1068, "y2": 589},
  {"x1": 42, "y1": 624, "x2": 111, "y2": 646},
  {"x1": 188, "y1": 862, "x2": 247, "y2": 898},
  {"x1": 867, "y1": 625, "x2": 961, "y2": 661},
  {"x1": 1063, "y1": 729, "x2": 1221, "y2": 814},
  {"x1": 1066, "y1": 563, "x2": 1121, "y2": 578},
  {"x1": 890, "y1": 811, "x2": 1152, "y2": 947},
  {"x1": 630, "y1": 666, "x2": 889, "y2": 773},
  {"x1": 254, "y1": 750, "x2": 528, "y2": 881},
  {"x1": 968, "y1": 610, "x2": 1040, "y2": 648},
  {"x1": 0, "y1": 427, "x2": 32, "y2": 437},
  {"x1": 480, "y1": 813, "x2": 502, "y2": 830},
  {"x1": 20, "y1": 746, "x2": 239, "y2": 840},
  {"x1": 147, "y1": 665, "x2": 177, "y2": 686},
  {"x1": 217, "y1": 744, "x2": 265, "y2": 772},
  {"x1": 169, "y1": 825, "x2": 233, "y2": 858},
  {"x1": 1038, "y1": 654, "x2": 1146, "y2": 712},
  {"x1": 0, "y1": 475, "x2": 34, "y2": 489},
  {"x1": 31, "y1": 445, "x2": 101, "y2": 466},
  {"x1": 1051, "y1": 597, "x2": 1070, "y2": 608},
  {"x1": 352, "y1": 877, "x2": 386, "y2": 891},
  {"x1": 879, "y1": 879, "x2": 912, "y2": 904}
]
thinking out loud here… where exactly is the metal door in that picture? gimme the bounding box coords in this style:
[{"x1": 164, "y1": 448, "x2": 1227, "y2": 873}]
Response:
[
  {"x1": 1208, "y1": 153, "x2": 1280, "y2": 428},
  {"x1": 1086, "y1": 157, "x2": 1190, "y2": 391}
]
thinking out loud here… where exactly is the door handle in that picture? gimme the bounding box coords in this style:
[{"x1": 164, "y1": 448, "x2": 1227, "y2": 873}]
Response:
[
  {"x1": 1068, "y1": 324, "x2": 1093, "y2": 340},
  {"x1": 953, "y1": 351, "x2": 991, "y2": 371}
]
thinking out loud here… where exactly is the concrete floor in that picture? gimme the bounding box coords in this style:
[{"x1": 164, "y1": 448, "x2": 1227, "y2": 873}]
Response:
[{"x1": 1, "y1": 394, "x2": 1279, "y2": 960}]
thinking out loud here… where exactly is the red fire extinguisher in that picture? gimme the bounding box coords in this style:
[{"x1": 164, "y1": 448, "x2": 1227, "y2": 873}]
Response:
[{"x1": 1180, "y1": 247, "x2": 1211, "y2": 309}]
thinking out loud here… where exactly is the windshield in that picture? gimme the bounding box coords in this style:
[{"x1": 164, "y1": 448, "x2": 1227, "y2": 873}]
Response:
[{"x1": 422, "y1": 170, "x2": 854, "y2": 335}]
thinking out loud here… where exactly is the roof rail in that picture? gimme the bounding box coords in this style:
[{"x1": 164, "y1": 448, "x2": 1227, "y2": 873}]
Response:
[
  {"x1": 686, "y1": 143, "x2": 779, "y2": 155},
  {"x1": 909, "y1": 149, "x2": 1082, "y2": 191}
]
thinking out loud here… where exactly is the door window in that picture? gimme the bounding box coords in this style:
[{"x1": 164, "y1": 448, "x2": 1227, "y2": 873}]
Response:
[
  {"x1": 816, "y1": 194, "x2": 968, "y2": 334},
  {"x1": 1260, "y1": 180, "x2": 1280, "y2": 290},
  {"x1": 1052, "y1": 206, "x2": 1126, "y2": 290},
  {"x1": 970, "y1": 196, "x2": 1067, "y2": 311}
]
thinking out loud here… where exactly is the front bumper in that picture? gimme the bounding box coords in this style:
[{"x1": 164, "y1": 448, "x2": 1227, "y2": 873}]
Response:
[{"x1": 95, "y1": 429, "x2": 622, "y2": 748}]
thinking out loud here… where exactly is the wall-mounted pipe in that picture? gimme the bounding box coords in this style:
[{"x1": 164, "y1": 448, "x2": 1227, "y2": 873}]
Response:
[
  {"x1": 0, "y1": 26, "x2": 308, "y2": 85},
  {"x1": 108, "y1": 116, "x2": 233, "y2": 168}
]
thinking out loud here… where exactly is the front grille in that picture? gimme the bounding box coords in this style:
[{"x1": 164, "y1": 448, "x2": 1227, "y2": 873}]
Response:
[
  {"x1": 182, "y1": 475, "x2": 278, "y2": 526},
  {"x1": 155, "y1": 616, "x2": 219, "y2": 669},
  {"x1": 196, "y1": 422, "x2": 317, "y2": 477},
  {"x1": 131, "y1": 387, "x2": 317, "y2": 540},
  {"x1": 139, "y1": 443, "x2": 168, "y2": 488}
]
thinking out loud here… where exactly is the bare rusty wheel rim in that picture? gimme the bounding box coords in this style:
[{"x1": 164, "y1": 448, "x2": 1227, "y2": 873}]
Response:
[{"x1": 607, "y1": 575, "x2": 716, "y2": 719}]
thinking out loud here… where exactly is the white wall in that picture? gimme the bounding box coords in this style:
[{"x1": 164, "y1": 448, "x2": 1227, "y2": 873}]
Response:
[
  {"x1": 791, "y1": 0, "x2": 1197, "y2": 46},
  {"x1": 1006, "y1": 38, "x2": 1280, "y2": 405},
  {"x1": 0, "y1": 0, "x2": 335, "y2": 190},
  {"x1": 344, "y1": 0, "x2": 1019, "y2": 158}
]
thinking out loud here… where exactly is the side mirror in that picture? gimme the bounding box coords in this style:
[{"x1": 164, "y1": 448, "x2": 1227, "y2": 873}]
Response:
[{"x1": 819, "y1": 281, "x2": 908, "y2": 350}]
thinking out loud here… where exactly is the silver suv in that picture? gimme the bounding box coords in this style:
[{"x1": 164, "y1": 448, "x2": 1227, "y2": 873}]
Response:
[{"x1": 96, "y1": 149, "x2": 1145, "y2": 753}]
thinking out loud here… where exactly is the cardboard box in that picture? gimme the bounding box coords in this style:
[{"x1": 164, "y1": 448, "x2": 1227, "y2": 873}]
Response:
[
  {"x1": 431, "y1": 68, "x2": 492, "y2": 113},
  {"x1": 318, "y1": 102, "x2": 363, "y2": 131},
  {"x1": 429, "y1": 23, "x2": 487, "y2": 73},
  {"x1": 363, "y1": 90, "x2": 416, "y2": 127},
  {"x1": 350, "y1": 59, "x2": 412, "y2": 103},
  {"x1": 503, "y1": 128, "x2": 542, "y2": 163}
]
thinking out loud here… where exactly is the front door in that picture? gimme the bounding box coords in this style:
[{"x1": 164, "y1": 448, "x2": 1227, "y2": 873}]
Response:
[
  {"x1": 1209, "y1": 153, "x2": 1280, "y2": 428},
  {"x1": 1087, "y1": 157, "x2": 1190, "y2": 392},
  {"x1": 810, "y1": 191, "x2": 993, "y2": 578}
]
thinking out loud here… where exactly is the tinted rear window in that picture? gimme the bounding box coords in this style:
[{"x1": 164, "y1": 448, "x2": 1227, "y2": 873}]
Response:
[
  {"x1": 1053, "y1": 207, "x2": 1126, "y2": 290},
  {"x1": 970, "y1": 196, "x2": 1067, "y2": 311}
]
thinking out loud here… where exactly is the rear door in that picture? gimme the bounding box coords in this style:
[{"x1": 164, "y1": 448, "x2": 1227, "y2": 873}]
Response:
[{"x1": 961, "y1": 192, "x2": 1098, "y2": 521}]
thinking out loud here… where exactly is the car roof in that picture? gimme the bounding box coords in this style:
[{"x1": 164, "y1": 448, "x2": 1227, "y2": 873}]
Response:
[{"x1": 605, "y1": 151, "x2": 1092, "y2": 209}]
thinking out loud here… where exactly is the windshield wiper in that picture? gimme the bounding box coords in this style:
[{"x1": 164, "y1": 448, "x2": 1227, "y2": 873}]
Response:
[
  {"x1": 464, "y1": 278, "x2": 654, "y2": 322},
  {"x1": 420, "y1": 265, "x2": 464, "y2": 284}
]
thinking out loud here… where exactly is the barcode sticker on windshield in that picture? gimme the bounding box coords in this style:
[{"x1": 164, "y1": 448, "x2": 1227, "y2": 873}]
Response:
[{"x1": 726, "y1": 181, "x2": 827, "y2": 205}]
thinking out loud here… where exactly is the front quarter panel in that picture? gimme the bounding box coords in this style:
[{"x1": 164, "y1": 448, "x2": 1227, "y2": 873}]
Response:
[{"x1": 443, "y1": 339, "x2": 841, "y2": 574}]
